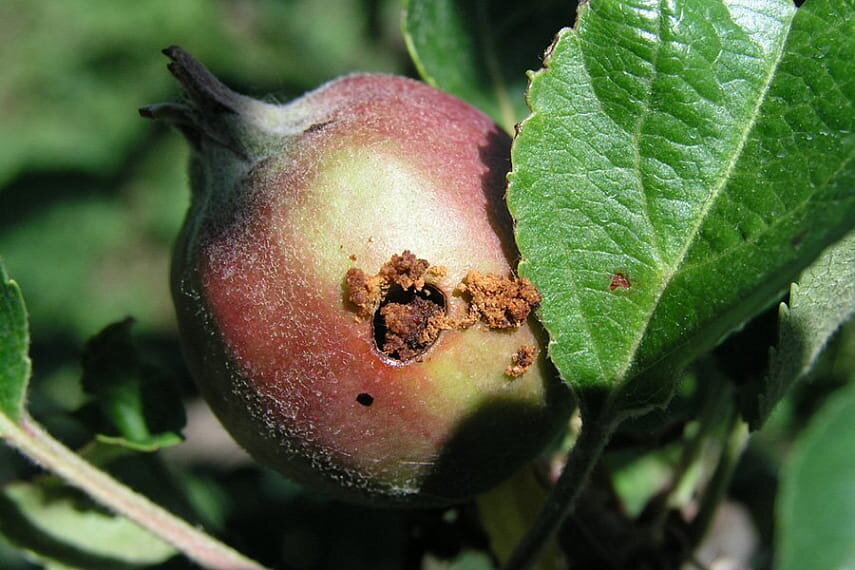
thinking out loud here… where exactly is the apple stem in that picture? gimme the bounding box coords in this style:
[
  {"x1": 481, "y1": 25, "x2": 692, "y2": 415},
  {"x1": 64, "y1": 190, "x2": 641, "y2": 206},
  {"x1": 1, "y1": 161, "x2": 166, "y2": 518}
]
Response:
[
  {"x1": 686, "y1": 414, "x2": 749, "y2": 548},
  {"x1": 503, "y1": 411, "x2": 615, "y2": 570},
  {"x1": 0, "y1": 412, "x2": 268, "y2": 570}
]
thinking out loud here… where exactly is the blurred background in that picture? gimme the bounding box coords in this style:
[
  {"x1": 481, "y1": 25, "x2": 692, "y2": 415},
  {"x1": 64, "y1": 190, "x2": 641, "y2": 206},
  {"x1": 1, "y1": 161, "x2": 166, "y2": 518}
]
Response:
[{"x1": 1, "y1": 2, "x2": 852, "y2": 569}]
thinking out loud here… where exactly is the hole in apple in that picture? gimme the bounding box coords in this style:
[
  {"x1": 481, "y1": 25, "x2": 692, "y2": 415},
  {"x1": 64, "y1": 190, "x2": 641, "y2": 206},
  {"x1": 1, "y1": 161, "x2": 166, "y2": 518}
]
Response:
[
  {"x1": 373, "y1": 284, "x2": 446, "y2": 362},
  {"x1": 356, "y1": 393, "x2": 374, "y2": 406}
]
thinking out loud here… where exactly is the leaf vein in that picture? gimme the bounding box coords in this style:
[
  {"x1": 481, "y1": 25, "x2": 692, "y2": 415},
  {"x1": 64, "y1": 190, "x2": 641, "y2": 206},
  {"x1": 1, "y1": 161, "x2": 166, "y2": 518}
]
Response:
[{"x1": 617, "y1": 2, "x2": 798, "y2": 381}]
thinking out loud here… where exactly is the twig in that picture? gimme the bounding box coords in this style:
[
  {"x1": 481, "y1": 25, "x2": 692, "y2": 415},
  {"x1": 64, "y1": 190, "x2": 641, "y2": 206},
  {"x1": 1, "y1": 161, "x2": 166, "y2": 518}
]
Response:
[
  {"x1": 0, "y1": 413, "x2": 268, "y2": 570},
  {"x1": 504, "y1": 412, "x2": 615, "y2": 570}
]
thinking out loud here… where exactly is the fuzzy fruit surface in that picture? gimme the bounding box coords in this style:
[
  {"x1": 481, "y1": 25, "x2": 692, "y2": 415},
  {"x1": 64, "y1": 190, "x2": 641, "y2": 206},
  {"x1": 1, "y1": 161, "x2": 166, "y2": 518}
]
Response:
[{"x1": 149, "y1": 47, "x2": 571, "y2": 506}]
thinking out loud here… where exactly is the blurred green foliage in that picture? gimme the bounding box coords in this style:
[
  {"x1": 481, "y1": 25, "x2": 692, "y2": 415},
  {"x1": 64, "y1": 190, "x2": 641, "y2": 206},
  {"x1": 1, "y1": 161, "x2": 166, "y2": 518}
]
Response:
[{"x1": 0, "y1": 0, "x2": 403, "y2": 187}]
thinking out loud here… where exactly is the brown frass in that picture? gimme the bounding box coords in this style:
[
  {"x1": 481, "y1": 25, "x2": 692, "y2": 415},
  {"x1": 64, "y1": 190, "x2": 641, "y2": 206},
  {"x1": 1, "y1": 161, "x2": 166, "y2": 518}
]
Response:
[
  {"x1": 345, "y1": 268, "x2": 384, "y2": 320},
  {"x1": 345, "y1": 251, "x2": 542, "y2": 373},
  {"x1": 346, "y1": 251, "x2": 448, "y2": 361},
  {"x1": 505, "y1": 345, "x2": 539, "y2": 378},
  {"x1": 461, "y1": 270, "x2": 541, "y2": 329},
  {"x1": 380, "y1": 297, "x2": 447, "y2": 361},
  {"x1": 346, "y1": 250, "x2": 446, "y2": 320},
  {"x1": 379, "y1": 250, "x2": 432, "y2": 290}
]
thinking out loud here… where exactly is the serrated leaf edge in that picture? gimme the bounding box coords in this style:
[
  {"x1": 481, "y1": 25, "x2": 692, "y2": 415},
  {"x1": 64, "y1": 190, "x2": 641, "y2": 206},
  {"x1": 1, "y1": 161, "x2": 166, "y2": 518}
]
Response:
[
  {"x1": 755, "y1": 232, "x2": 855, "y2": 428},
  {"x1": 512, "y1": 1, "x2": 800, "y2": 390}
]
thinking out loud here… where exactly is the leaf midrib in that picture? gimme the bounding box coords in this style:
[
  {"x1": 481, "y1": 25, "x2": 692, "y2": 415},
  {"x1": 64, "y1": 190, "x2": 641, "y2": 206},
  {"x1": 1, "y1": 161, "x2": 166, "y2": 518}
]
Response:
[{"x1": 615, "y1": 3, "x2": 797, "y2": 383}]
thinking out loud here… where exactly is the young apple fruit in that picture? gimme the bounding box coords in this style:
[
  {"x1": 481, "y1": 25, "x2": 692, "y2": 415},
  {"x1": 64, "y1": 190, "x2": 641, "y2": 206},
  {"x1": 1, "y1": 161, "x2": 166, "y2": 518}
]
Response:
[{"x1": 142, "y1": 47, "x2": 572, "y2": 506}]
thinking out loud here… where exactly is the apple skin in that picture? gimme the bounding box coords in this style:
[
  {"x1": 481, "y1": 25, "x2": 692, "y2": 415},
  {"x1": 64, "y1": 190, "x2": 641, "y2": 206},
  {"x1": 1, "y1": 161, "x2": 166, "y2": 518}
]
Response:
[{"x1": 148, "y1": 47, "x2": 572, "y2": 506}]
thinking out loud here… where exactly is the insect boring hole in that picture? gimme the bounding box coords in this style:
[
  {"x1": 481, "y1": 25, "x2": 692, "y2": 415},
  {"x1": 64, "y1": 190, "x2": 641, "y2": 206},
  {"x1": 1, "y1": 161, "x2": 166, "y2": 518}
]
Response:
[{"x1": 373, "y1": 284, "x2": 446, "y2": 362}]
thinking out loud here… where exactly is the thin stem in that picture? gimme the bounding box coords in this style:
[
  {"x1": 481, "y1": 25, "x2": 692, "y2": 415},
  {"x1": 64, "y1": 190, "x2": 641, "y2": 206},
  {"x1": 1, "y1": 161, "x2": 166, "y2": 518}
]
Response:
[
  {"x1": 503, "y1": 412, "x2": 615, "y2": 570},
  {"x1": 687, "y1": 416, "x2": 749, "y2": 547},
  {"x1": 651, "y1": 377, "x2": 735, "y2": 538},
  {"x1": 0, "y1": 413, "x2": 268, "y2": 570}
]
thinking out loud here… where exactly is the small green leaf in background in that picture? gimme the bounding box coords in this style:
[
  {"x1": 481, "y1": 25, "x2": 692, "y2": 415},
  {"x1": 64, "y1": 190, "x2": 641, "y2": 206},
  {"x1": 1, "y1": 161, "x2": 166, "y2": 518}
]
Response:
[
  {"x1": 776, "y1": 380, "x2": 855, "y2": 570},
  {"x1": 0, "y1": 262, "x2": 30, "y2": 425},
  {"x1": 508, "y1": 0, "x2": 855, "y2": 415},
  {"x1": 742, "y1": 231, "x2": 855, "y2": 430},
  {"x1": 79, "y1": 319, "x2": 185, "y2": 451},
  {"x1": 403, "y1": 0, "x2": 575, "y2": 132},
  {"x1": 477, "y1": 465, "x2": 560, "y2": 569},
  {"x1": 0, "y1": 481, "x2": 176, "y2": 569}
]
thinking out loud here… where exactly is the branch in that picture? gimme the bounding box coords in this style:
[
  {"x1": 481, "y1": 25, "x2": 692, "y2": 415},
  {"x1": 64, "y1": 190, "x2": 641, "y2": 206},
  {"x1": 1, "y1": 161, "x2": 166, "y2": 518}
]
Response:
[{"x1": 0, "y1": 413, "x2": 268, "y2": 570}]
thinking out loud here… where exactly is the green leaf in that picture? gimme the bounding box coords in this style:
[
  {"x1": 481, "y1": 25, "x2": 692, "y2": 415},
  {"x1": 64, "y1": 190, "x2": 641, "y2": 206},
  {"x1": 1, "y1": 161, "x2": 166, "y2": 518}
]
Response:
[
  {"x1": 743, "y1": 231, "x2": 855, "y2": 430},
  {"x1": 508, "y1": 0, "x2": 855, "y2": 415},
  {"x1": 403, "y1": 0, "x2": 574, "y2": 132},
  {"x1": 0, "y1": 481, "x2": 176, "y2": 569},
  {"x1": 0, "y1": 262, "x2": 30, "y2": 425},
  {"x1": 776, "y1": 380, "x2": 855, "y2": 570},
  {"x1": 476, "y1": 465, "x2": 560, "y2": 569},
  {"x1": 79, "y1": 319, "x2": 185, "y2": 451}
]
